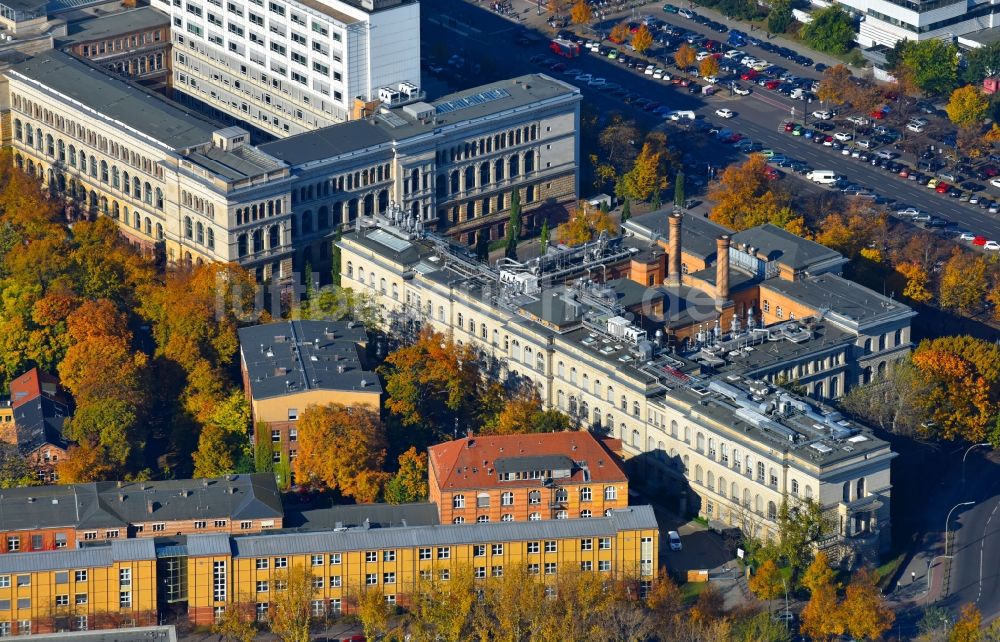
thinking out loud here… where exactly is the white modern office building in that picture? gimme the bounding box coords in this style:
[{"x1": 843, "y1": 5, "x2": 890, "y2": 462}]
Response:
[
  {"x1": 838, "y1": 0, "x2": 1000, "y2": 47},
  {"x1": 151, "y1": 0, "x2": 421, "y2": 137}
]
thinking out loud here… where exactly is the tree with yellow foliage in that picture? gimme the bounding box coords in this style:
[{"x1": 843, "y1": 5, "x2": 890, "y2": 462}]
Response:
[
  {"x1": 841, "y1": 568, "x2": 894, "y2": 641},
  {"x1": 896, "y1": 261, "x2": 933, "y2": 303},
  {"x1": 268, "y1": 565, "x2": 314, "y2": 642},
  {"x1": 800, "y1": 581, "x2": 844, "y2": 642},
  {"x1": 812, "y1": 208, "x2": 885, "y2": 260},
  {"x1": 356, "y1": 585, "x2": 392, "y2": 640},
  {"x1": 749, "y1": 559, "x2": 785, "y2": 607},
  {"x1": 674, "y1": 43, "x2": 696, "y2": 72},
  {"x1": 570, "y1": 0, "x2": 591, "y2": 24},
  {"x1": 631, "y1": 25, "x2": 653, "y2": 54},
  {"x1": 938, "y1": 249, "x2": 988, "y2": 316},
  {"x1": 801, "y1": 551, "x2": 837, "y2": 595},
  {"x1": 384, "y1": 446, "x2": 428, "y2": 504},
  {"x1": 482, "y1": 385, "x2": 571, "y2": 435},
  {"x1": 557, "y1": 202, "x2": 617, "y2": 246},
  {"x1": 947, "y1": 85, "x2": 990, "y2": 129},
  {"x1": 708, "y1": 155, "x2": 804, "y2": 233},
  {"x1": 699, "y1": 55, "x2": 720, "y2": 79},
  {"x1": 617, "y1": 142, "x2": 667, "y2": 202},
  {"x1": 213, "y1": 596, "x2": 258, "y2": 642},
  {"x1": 950, "y1": 603, "x2": 982, "y2": 642}
]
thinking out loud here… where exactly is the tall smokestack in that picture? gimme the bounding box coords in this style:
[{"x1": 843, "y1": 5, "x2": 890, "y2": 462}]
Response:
[
  {"x1": 716, "y1": 235, "x2": 730, "y2": 305},
  {"x1": 668, "y1": 212, "x2": 682, "y2": 285}
]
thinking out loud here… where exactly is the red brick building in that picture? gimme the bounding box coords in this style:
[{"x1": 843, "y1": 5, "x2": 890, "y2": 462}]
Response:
[
  {"x1": 1, "y1": 368, "x2": 70, "y2": 482},
  {"x1": 428, "y1": 432, "x2": 629, "y2": 524}
]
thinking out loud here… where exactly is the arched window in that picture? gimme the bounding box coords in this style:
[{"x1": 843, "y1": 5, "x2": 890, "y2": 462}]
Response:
[
  {"x1": 707, "y1": 471, "x2": 715, "y2": 491},
  {"x1": 133, "y1": 177, "x2": 141, "y2": 196},
  {"x1": 132, "y1": 210, "x2": 140, "y2": 229},
  {"x1": 631, "y1": 430, "x2": 639, "y2": 447},
  {"x1": 452, "y1": 494, "x2": 465, "y2": 509},
  {"x1": 155, "y1": 188, "x2": 163, "y2": 209},
  {"x1": 805, "y1": 485, "x2": 813, "y2": 500},
  {"x1": 184, "y1": 216, "x2": 193, "y2": 239},
  {"x1": 112, "y1": 166, "x2": 120, "y2": 189},
  {"x1": 346, "y1": 261, "x2": 353, "y2": 278},
  {"x1": 856, "y1": 477, "x2": 865, "y2": 500},
  {"x1": 145, "y1": 217, "x2": 152, "y2": 236},
  {"x1": 791, "y1": 479, "x2": 799, "y2": 496},
  {"x1": 157, "y1": 223, "x2": 165, "y2": 242},
  {"x1": 694, "y1": 465, "x2": 703, "y2": 484},
  {"x1": 89, "y1": 156, "x2": 97, "y2": 177},
  {"x1": 696, "y1": 433, "x2": 705, "y2": 453},
  {"x1": 767, "y1": 501, "x2": 777, "y2": 520},
  {"x1": 46, "y1": 134, "x2": 54, "y2": 156},
  {"x1": 143, "y1": 182, "x2": 152, "y2": 205},
  {"x1": 842, "y1": 482, "x2": 851, "y2": 503},
  {"x1": 13, "y1": 119, "x2": 21, "y2": 140},
  {"x1": 670, "y1": 420, "x2": 678, "y2": 438},
  {"x1": 604, "y1": 486, "x2": 617, "y2": 501},
  {"x1": 196, "y1": 222, "x2": 204, "y2": 244},
  {"x1": 100, "y1": 160, "x2": 108, "y2": 182}
]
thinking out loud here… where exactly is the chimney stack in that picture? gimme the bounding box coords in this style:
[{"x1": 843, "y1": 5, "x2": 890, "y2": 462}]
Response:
[
  {"x1": 716, "y1": 235, "x2": 731, "y2": 305},
  {"x1": 667, "y1": 212, "x2": 682, "y2": 285}
]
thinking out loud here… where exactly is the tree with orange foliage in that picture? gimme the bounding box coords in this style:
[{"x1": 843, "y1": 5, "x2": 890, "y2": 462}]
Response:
[
  {"x1": 570, "y1": 0, "x2": 591, "y2": 23},
  {"x1": 674, "y1": 43, "x2": 696, "y2": 72},
  {"x1": 698, "y1": 55, "x2": 720, "y2": 79},
  {"x1": 379, "y1": 328, "x2": 484, "y2": 433},
  {"x1": 816, "y1": 64, "x2": 853, "y2": 105},
  {"x1": 840, "y1": 567, "x2": 894, "y2": 641},
  {"x1": 800, "y1": 581, "x2": 844, "y2": 642},
  {"x1": 631, "y1": 25, "x2": 653, "y2": 54},
  {"x1": 708, "y1": 155, "x2": 804, "y2": 233},
  {"x1": 57, "y1": 442, "x2": 116, "y2": 483},
  {"x1": 610, "y1": 21, "x2": 630, "y2": 45},
  {"x1": 950, "y1": 603, "x2": 983, "y2": 642},
  {"x1": 556, "y1": 202, "x2": 617, "y2": 246},
  {"x1": 749, "y1": 559, "x2": 784, "y2": 606},
  {"x1": 688, "y1": 585, "x2": 724, "y2": 626},
  {"x1": 293, "y1": 403, "x2": 389, "y2": 501},
  {"x1": 616, "y1": 142, "x2": 667, "y2": 202},
  {"x1": 911, "y1": 343, "x2": 995, "y2": 443}
]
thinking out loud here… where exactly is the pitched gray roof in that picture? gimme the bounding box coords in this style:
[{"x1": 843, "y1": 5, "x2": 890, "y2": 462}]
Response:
[
  {"x1": 283, "y1": 501, "x2": 440, "y2": 530},
  {"x1": 58, "y1": 7, "x2": 169, "y2": 45},
  {"x1": 0, "y1": 474, "x2": 282, "y2": 532},
  {"x1": 7, "y1": 51, "x2": 218, "y2": 150},
  {"x1": 731, "y1": 224, "x2": 843, "y2": 271},
  {"x1": 228, "y1": 507, "x2": 656, "y2": 557},
  {"x1": 0, "y1": 539, "x2": 154, "y2": 574}
]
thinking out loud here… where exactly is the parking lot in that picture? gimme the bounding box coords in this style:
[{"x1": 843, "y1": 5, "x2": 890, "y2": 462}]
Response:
[{"x1": 423, "y1": 0, "x2": 1000, "y2": 249}]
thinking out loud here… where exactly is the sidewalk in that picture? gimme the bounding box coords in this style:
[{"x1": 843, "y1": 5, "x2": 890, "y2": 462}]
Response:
[{"x1": 685, "y1": 3, "x2": 854, "y2": 72}]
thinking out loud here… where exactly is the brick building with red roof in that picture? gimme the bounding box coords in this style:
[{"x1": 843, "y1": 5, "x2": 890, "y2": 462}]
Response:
[{"x1": 428, "y1": 431, "x2": 630, "y2": 524}]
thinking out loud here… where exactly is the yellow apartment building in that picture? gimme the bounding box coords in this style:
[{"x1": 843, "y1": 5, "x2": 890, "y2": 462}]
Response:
[
  {"x1": 179, "y1": 506, "x2": 658, "y2": 626},
  {"x1": 0, "y1": 540, "x2": 158, "y2": 635}
]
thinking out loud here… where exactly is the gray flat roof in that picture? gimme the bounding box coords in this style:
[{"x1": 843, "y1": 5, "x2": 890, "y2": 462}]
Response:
[
  {"x1": 59, "y1": 7, "x2": 169, "y2": 44},
  {"x1": 283, "y1": 502, "x2": 440, "y2": 530},
  {"x1": 7, "y1": 50, "x2": 218, "y2": 150},
  {"x1": 0, "y1": 474, "x2": 282, "y2": 532},
  {"x1": 761, "y1": 273, "x2": 914, "y2": 328},
  {"x1": 227, "y1": 506, "x2": 656, "y2": 557},
  {"x1": 260, "y1": 74, "x2": 579, "y2": 166},
  {"x1": 21, "y1": 626, "x2": 176, "y2": 642},
  {"x1": 731, "y1": 224, "x2": 843, "y2": 271},
  {"x1": 238, "y1": 320, "x2": 381, "y2": 399}
]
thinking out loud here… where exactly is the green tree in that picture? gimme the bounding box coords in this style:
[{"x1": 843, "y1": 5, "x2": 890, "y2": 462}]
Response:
[
  {"x1": 505, "y1": 189, "x2": 522, "y2": 259},
  {"x1": 674, "y1": 169, "x2": 685, "y2": 206},
  {"x1": 330, "y1": 228, "x2": 342, "y2": 286},
  {"x1": 0, "y1": 444, "x2": 37, "y2": 489},
  {"x1": 540, "y1": 219, "x2": 550, "y2": 254},
  {"x1": 275, "y1": 451, "x2": 291, "y2": 491},
  {"x1": 621, "y1": 198, "x2": 631, "y2": 223},
  {"x1": 193, "y1": 391, "x2": 252, "y2": 477},
  {"x1": 896, "y1": 39, "x2": 959, "y2": 95},
  {"x1": 767, "y1": 0, "x2": 793, "y2": 34},
  {"x1": 254, "y1": 424, "x2": 274, "y2": 473},
  {"x1": 800, "y1": 6, "x2": 856, "y2": 55},
  {"x1": 776, "y1": 499, "x2": 829, "y2": 578},
  {"x1": 963, "y1": 41, "x2": 1000, "y2": 84},
  {"x1": 733, "y1": 610, "x2": 792, "y2": 642},
  {"x1": 384, "y1": 446, "x2": 428, "y2": 504}
]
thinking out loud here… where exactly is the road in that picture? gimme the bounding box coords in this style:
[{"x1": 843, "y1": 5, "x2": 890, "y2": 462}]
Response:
[
  {"x1": 424, "y1": 0, "x2": 1000, "y2": 244},
  {"x1": 943, "y1": 450, "x2": 1000, "y2": 623}
]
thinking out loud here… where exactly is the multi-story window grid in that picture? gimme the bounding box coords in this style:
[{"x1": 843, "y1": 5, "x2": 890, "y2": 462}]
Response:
[
  {"x1": 119, "y1": 568, "x2": 131, "y2": 587},
  {"x1": 213, "y1": 561, "x2": 227, "y2": 602}
]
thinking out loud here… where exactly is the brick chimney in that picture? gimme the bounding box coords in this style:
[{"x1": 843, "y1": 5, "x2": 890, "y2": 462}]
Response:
[
  {"x1": 716, "y1": 235, "x2": 730, "y2": 305},
  {"x1": 667, "y1": 212, "x2": 682, "y2": 285}
]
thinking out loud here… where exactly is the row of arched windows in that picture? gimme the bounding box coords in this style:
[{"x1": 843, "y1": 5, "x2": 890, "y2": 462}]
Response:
[
  {"x1": 183, "y1": 216, "x2": 215, "y2": 250},
  {"x1": 11, "y1": 93, "x2": 161, "y2": 178},
  {"x1": 444, "y1": 152, "x2": 535, "y2": 196},
  {"x1": 438, "y1": 124, "x2": 539, "y2": 164},
  {"x1": 13, "y1": 120, "x2": 164, "y2": 211},
  {"x1": 290, "y1": 163, "x2": 391, "y2": 205}
]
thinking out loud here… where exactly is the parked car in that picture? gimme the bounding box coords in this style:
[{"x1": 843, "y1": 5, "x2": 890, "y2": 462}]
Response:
[{"x1": 668, "y1": 531, "x2": 683, "y2": 551}]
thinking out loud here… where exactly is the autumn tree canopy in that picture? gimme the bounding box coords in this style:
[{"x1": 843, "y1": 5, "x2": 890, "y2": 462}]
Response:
[
  {"x1": 293, "y1": 403, "x2": 389, "y2": 501},
  {"x1": 557, "y1": 202, "x2": 618, "y2": 246},
  {"x1": 709, "y1": 155, "x2": 805, "y2": 234}
]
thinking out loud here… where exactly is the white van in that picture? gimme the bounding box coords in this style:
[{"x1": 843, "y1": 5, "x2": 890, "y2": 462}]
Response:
[
  {"x1": 668, "y1": 110, "x2": 696, "y2": 121},
  {"x1": 806, "y1": 170, "x2": 837, "y2": 185},
  {"x1": 668, "y1": 531, "x2": 682, "y2": 551}
]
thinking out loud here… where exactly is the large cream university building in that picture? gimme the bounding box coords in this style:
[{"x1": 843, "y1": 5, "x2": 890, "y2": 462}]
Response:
[{"x1": 2, "y1": 52, "x2": 580, "y2": 280}]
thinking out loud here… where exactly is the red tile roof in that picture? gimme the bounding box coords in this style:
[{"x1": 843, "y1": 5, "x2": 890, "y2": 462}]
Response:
[
  {"x1": 9, "y1": 368, "x2": 60, "y2": 409},
  {"x1": 429, "y1": 431, "x2": 628, "y2": 492}
]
